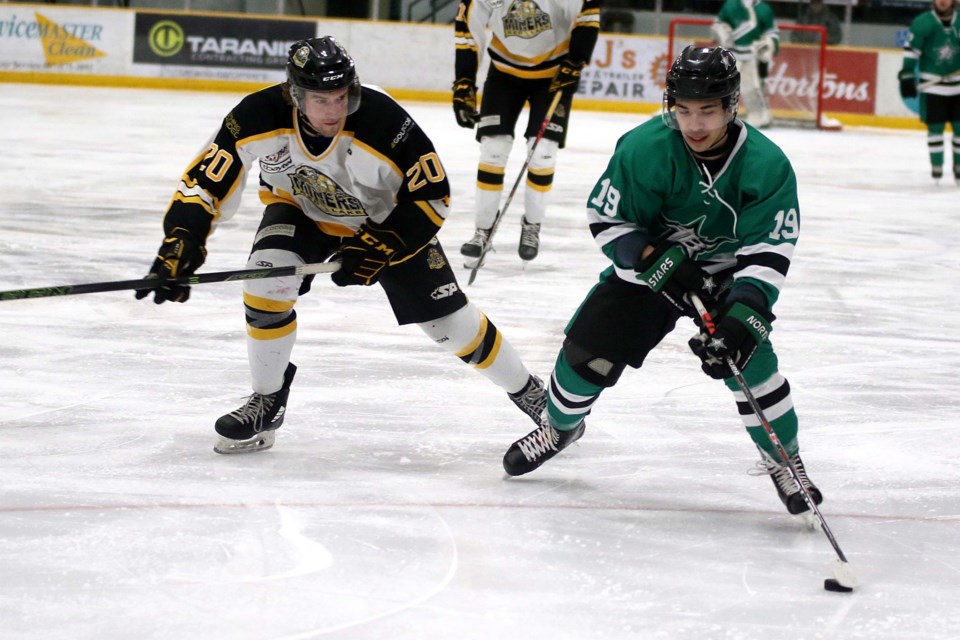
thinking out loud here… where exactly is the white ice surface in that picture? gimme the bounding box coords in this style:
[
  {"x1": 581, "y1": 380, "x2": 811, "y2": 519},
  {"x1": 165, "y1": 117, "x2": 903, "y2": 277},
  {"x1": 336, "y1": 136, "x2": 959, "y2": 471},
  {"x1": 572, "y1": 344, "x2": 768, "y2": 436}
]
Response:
[{"x1": 1, "y1": 83, "x2": 959, "y2": 640}]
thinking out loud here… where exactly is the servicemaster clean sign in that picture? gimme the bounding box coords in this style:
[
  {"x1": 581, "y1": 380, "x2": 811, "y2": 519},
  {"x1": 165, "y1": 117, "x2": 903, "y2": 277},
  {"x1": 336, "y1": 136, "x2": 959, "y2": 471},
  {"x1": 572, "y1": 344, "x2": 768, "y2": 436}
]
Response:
[{"x1": 0, "y1": 7, "x2": 130, "y2": 73}]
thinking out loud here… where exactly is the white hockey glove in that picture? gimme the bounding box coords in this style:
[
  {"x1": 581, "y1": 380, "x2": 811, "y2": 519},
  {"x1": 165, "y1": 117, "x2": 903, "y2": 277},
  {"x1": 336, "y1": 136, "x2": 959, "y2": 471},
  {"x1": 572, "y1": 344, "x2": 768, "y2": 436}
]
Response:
[
  {"x1": 755, "y1": 35, "x2": 776, "y2": 64},
  {"x1": 710, "y1": 21, "x2": 733, "y2": 48}
]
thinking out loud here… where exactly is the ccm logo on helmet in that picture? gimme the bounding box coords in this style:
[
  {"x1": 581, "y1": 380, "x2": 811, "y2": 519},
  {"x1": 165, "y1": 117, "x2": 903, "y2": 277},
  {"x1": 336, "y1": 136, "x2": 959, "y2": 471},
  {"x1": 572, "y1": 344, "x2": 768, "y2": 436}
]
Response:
[{"x1": 323, "y1": 74, "x2": 345, "y2": 82}]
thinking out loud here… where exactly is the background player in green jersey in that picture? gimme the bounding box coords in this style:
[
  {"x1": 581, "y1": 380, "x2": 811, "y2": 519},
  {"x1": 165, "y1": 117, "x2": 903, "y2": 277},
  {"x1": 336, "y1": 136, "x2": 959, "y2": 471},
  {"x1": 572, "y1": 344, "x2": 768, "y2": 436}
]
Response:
[
  {"x1": 711, "y1": 0, "x2": 779, "y2": 128},
  {"x1": 502, "y1": 45, "x2": 823, "y2": 518},
  {"x1": 898, "y1": 0, "x2": 960, "y2": 183}
]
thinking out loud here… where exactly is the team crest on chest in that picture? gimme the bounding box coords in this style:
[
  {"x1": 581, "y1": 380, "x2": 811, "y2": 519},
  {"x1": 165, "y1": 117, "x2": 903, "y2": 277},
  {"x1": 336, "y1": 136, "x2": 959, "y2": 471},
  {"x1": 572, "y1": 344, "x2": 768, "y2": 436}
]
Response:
[
  {"x1": 503, "y1": 1, "x2": 552, "y2": 39},
  {"x1": 936, "y1": 42, "x2": 958, "y2": 64},
  {"x1": 288, "y1": 166, "x2": 365, "y2": 217},
  {"x1": 661, "y1": 220, "x2": 732, "y2": 258}
]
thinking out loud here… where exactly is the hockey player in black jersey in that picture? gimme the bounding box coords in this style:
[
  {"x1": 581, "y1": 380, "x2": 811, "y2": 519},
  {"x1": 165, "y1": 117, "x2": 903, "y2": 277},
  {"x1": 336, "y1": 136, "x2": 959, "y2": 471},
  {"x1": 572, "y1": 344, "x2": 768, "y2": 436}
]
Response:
[{"x1": 136, "y1": 36, "x2": 546, "y2": 454}]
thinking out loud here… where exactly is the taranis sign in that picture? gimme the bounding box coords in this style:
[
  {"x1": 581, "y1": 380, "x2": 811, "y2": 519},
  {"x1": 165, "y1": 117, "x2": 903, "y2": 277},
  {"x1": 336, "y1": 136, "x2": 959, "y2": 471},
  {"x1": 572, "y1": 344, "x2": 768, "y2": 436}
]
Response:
[{"x1": 767, "y1": 46, "x2": 877, "y2": 115}]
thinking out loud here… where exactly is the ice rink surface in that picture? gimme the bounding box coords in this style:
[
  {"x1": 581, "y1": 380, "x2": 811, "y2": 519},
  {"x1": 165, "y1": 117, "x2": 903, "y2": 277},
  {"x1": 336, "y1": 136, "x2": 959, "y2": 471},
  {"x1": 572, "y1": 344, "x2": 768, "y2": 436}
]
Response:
[{"x1": 1, "y1": 83, "x2": 959, "y2": 640}]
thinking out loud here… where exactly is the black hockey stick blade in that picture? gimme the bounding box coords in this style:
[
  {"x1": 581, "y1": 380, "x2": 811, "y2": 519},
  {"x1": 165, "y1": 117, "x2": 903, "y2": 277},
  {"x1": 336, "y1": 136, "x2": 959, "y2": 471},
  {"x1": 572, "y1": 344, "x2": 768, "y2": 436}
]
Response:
[{"x1": 0, "y1": 261, "x2": 342, "y2": 302}]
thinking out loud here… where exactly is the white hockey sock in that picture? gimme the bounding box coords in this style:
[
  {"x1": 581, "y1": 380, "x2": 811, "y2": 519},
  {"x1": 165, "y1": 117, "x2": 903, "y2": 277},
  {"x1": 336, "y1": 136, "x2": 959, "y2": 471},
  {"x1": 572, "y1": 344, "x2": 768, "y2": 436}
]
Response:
[
  {"x1": 475, "y1": 135, "x2": 513, "y2": 229},
  {"x1": 243, "y1": 248, "x2": 300, "y2": 394},
  {"x1": 523, "y1": 138, "x2": 558, "y2": 225},
  {"x1": 418, "y1": 303, "x2": 529, "y2": 394}
]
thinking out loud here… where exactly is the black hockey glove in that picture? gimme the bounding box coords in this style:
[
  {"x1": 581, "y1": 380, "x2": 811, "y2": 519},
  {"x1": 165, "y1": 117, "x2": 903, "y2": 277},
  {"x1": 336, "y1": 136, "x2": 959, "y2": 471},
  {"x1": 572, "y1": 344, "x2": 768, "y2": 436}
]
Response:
[
  {"x1": 634, "y1": 243, "x2": 719, "y2": 316},
  {"x1": 688, "y1": 301, "x2": 773, "y2": 379},
  {"x1": 135, "y1": 227, "x2": 206, "y2": 304},
  {"x1": 898, "y1": 69, "x2": 917, "y2": 99},
  {"x1": 452, "y1": 77, "x2": 479, "y2": 129},
  {"x1": 548, "y1": 57, "x2": 585, "y2": 96},
  {"x1": 332, "y1": 222, "x2": 407, "y2": 287}
]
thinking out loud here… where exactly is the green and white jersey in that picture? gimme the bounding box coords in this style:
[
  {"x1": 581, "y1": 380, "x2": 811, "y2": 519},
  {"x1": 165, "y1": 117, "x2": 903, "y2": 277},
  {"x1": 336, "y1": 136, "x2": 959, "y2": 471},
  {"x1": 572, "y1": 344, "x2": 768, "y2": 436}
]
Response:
[
  {"x1": 716, "y1": 0, "x2": 779, "y2": 62},
  {"x1": 586, "y1": 118, "x2": 799, "y2": 310},
  {"x1": 902, "y1": 10, "x2": 960, "y2": 96}
]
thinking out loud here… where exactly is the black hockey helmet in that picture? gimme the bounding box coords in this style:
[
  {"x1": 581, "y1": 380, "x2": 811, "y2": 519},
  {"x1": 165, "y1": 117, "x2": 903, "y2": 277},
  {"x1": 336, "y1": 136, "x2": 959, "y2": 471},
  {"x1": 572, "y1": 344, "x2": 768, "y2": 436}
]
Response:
[
  {"x1": 286, "y1": 36, "x2": 361, "y2": 115},
  {"x1": 662, "y1": 45, "x2": 740, "y2": 129}
]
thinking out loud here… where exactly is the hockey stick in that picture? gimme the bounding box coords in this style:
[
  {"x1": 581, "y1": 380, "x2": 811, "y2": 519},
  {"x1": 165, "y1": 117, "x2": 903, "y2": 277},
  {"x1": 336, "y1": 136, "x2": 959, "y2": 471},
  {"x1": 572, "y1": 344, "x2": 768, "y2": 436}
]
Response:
[
  {"x1": 917, "y1": 71, "x2": 960, "y2": 90},
  {"x1": 467, "y1": 90, "x2": 564, "y2": 286},
  {"x1": 689, "y1": 293, "x2": 858, "y2": 591},
  {"x1": 0, "y1": 261, "x2": 342, "y2": 302}
]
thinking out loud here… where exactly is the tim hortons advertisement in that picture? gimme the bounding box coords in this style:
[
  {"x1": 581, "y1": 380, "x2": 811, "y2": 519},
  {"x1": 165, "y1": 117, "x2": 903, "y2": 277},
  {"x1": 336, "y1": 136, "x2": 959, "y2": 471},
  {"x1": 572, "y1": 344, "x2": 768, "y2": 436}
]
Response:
[
  {"x1": 575, "y1": 36, "x2": 878, "y2": 116},
  {"x1": 767, "y1": 46, "x2": 877, "y2": 115}
]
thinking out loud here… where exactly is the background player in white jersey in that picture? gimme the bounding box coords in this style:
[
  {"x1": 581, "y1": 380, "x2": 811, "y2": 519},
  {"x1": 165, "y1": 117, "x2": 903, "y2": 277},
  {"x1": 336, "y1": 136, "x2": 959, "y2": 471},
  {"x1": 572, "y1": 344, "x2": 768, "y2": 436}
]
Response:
[
  {"x1": 453, "y1": 0, "x2": 600, "y2": 264},
  {"x1": 711, "y1": 0, "x2": 779, "y2": 128},
  {"x1": 502, "y1": 46, "x2": 823, "y2": 518},
  {"x1": 136, "y1": 37, "x2": 546, "y2": 454}
]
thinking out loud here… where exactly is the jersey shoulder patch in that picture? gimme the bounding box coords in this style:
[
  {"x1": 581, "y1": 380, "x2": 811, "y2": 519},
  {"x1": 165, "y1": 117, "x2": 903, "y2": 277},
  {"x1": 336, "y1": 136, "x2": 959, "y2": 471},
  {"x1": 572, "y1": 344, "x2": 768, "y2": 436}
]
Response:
[{"x1": 223, "y1": 84, "x2": 294, "y2": 142}]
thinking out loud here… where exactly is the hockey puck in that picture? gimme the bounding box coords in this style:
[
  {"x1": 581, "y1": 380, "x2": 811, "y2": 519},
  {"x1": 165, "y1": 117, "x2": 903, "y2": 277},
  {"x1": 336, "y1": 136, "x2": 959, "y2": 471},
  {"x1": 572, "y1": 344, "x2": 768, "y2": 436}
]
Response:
[{"x1": 824, "y1": 578, "x2": 854, "y2": 593}]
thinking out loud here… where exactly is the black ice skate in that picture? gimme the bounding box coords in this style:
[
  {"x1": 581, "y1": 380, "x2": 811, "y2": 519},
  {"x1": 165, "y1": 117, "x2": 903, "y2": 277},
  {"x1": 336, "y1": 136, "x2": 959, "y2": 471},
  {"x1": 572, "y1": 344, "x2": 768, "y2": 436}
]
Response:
[
  {"x1": 214, "y1": 363, "x2": 297, "y2": 454},
  {"x1": 517, "y1": 216, "x2": 541, "y2": 261},
  {"x1": 461, "y1": 227, "x2": 491, "y2": 267},
  {"x1": 753, "y1": 448, "x2": 823, "y2": 515},
  {"x1": 508, "y1": 374, "x2": 547, "y2": 427},
  {"x1": 502, "y1": 420, "x2": 585, "y2": 477}
]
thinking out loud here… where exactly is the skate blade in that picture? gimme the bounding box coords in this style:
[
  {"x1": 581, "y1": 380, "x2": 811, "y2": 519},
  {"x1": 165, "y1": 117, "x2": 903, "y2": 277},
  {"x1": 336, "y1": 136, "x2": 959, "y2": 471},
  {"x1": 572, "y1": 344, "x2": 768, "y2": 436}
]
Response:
[
  {"x1": 801, "y1": 511, "x2": 821, "y2": 531},
  {"x1": 213, "y1": 431, "x2": 276, "y2": 454},
  {"x1": 462, "y1": 255, "x2": 486, "y2": 270}
]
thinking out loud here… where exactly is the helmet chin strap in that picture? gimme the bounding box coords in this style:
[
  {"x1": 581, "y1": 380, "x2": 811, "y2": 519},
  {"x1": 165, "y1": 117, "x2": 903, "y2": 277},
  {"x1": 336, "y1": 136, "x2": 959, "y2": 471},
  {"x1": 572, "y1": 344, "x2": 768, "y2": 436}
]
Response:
[
  {"x1": 297, "y1": 110, "x2": 322, "y2": 136},
  {"x1": 298, "y1": 111, "x2": 343, "y2": 140}
]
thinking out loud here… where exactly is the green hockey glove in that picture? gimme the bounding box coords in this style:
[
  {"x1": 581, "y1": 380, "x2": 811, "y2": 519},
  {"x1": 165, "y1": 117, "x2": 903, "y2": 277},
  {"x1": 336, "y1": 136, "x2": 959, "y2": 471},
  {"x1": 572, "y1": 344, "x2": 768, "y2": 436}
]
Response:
[
  {"x1": 135, "y1": 227, "x2": 206, "y2": 304},
  {"x1": 332, "y1": 222, "x2": 407, "y2": 287},
  {"x1": 688, "y1": 301, "x2": 773, "y2": 379},
  {"x1": 634, "y1": 243, "x2": 719, "y2": 316}
]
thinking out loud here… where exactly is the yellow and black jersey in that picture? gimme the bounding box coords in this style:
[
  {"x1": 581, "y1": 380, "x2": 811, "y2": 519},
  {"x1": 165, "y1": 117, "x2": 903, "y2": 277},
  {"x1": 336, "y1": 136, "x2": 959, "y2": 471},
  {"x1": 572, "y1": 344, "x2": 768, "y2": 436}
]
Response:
[
  {"x1": 163, "y1": 84, "x2": 450, "y2": 253},
  {"x1": 455, "y1": 0, "x2": 600, "y2": 82}
]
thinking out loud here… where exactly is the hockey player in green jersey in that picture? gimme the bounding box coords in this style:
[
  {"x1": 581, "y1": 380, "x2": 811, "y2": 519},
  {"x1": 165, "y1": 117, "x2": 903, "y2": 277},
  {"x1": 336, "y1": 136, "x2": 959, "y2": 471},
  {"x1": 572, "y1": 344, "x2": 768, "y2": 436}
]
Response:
[
  {"x1": 898, "y1": 0, "x2": 960, "y2": 183},
  {"x1": 712, "y1": 0, "x2": 779, "y2": 128},
  {"x1": 135, "y1": 37, "x2": 547, "y2": 454},
  {"x1": 502, "y1": 45, "x2": 823, "y2": 517}
]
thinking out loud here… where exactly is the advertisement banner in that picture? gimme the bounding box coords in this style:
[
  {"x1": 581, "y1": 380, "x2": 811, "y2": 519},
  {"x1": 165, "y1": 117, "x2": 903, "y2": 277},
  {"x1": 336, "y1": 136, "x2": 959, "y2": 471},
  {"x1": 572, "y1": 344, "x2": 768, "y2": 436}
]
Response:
[
  {"x1": 132, "y1": 13, "x2": 313, "y2": 82},
  {"x1": 767, "y1": 46, "x2": 877, "y2": 115},
  {"x1": 577, "y1": 35, "x2": 671, "y2": 104},
  {"x1": 0, "y1": 7, "x2": 131, "y2": 74},
  {"x1": 667, "y1": 33, "x2": 880, "y2": 116}
]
